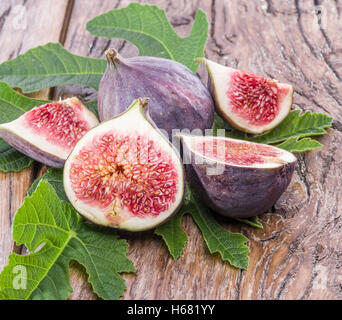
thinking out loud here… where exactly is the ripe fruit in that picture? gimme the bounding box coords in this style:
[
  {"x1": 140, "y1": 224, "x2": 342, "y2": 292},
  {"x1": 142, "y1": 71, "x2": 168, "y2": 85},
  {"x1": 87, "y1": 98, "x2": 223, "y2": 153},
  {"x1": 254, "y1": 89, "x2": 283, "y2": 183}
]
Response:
[
  {"x1": 98, "y1": 49, "x2": 214, "y2": 138},
  {"x1": 197, "y1": 58, "x2": 293, "y2": 134},
  {"x1": 64, "y1": 98, "x2": 185, "y2": 232},
  {"x1": 0, "y1": 98, "x2": 99, "y2": 167},
  {"x1": 179, "y1": 134, "x2": 296, "y2": 218}
]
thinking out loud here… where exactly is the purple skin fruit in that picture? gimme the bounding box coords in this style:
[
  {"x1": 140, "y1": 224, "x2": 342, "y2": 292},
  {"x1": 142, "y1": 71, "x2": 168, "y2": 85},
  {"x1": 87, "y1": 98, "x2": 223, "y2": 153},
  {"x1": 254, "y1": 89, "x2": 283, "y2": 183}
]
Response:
[
  {"x1": 0, "y1": 98, "x2": 99, "y2": 168},
  {"x1": 182, "y1": 139, "x2": 296, "y2": 219},
  {"x1": 0, "y1": 128, "x2": 64, "y2": 167},
  {"x1": 98, "y1": 49, "x2": 215, "y2": 138}
]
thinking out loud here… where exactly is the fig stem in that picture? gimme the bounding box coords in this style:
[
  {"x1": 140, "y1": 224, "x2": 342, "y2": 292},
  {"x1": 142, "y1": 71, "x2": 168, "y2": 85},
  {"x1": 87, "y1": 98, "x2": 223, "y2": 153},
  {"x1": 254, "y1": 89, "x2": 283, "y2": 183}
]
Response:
[
  {"x1": 194, "y1": 57, "x2": 205, "y2": 63},
  {"x1": 105, "y1": 48, "x2": 124, "y2": 70},
  {"x1": 138, "y1": 97, "x2": 149, "y2": 109}
]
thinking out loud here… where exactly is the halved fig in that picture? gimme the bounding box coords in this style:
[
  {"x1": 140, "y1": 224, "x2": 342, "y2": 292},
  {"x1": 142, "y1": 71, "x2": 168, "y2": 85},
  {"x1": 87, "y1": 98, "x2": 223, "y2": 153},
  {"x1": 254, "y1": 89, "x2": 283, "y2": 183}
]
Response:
[
  {"x1": 64, "y1": 98, "x2": 185, "y2": 232},
  {"x1": 197, "y1": 58, "x2": 293, "y2": 134},
  {"x1": 0, "y1": 97, "x2": 99, "y2": 167},
  {"x1": 178, "y1": 133, "x2": 296, "y2": 218}
]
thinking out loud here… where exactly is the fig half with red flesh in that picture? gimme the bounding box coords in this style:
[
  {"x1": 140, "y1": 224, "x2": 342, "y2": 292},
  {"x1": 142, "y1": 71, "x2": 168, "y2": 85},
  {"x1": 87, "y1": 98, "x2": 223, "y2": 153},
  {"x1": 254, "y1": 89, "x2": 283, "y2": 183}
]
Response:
[
  {"x1": 0, "y1": 97, "x2": 99, "y2": 167},
  {"x1": 179, "y1": 134, "x2": 296, "y2": 218},
  {"x1": 198, "y1": 58, "x2": 293, "y2": 134},
  {"x1": 64, "y1": 98, "x2": 185, "y2": 232}
]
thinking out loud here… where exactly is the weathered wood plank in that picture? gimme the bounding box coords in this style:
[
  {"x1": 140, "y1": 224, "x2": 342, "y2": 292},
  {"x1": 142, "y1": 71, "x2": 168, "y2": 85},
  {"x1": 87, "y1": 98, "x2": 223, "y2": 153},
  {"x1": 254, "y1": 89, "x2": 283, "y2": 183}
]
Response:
[
  {"x1": 203, "y1": 0, "x2": 342, "y2": 299},
  {"x1": 0, "y1": 0, "x2": 70, "y2": 63},
  {"x1": 0, "y1": 0, "x2": 70, "y2": 272}
]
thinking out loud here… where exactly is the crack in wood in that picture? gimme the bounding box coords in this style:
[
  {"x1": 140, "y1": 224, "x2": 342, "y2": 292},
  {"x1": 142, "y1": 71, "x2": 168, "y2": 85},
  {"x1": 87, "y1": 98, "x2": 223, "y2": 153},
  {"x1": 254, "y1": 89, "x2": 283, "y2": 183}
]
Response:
[
  {"x1": 294, "y1": 0, "x2": 318, "y2": 59},
  {"x1": 334, "y1": 0, "x2": 341, "y2": 16},
  {"x1": 170, "y1": 17, "x2": 191, "y2": 27},
  {"x1": 100, "y1": 39, "x2": 112, "y2": 57},
  {"x1": 296, "y1": 154, "x2": 311, "y2": 199},
  {"x1": 322, "y1": 81, "x2": 342, "y2": 108},
  {"x1": 117, "y1": 40, "x2": 127, "y2": 53},
  {"x1": 210, "y1": 0, "x2": 225, "y2": 57},
  {"x1": 59, "y1": 0, "x2": 75, "y2": 45},
  {"x1": 258, "y1": 236, "x2": 289, "y2": 298},
  {"x1": 294, "y1": 89, "x2": 332, "y2": 115},
  {"x1": 298, "y1": 230, "x2": 331, "y2": 299},
  {"x1": 235, "y1": 269, "x2": 243, "y2": 299},
  {"x1": 0, "y1": 7, "x2": 11, "y2": 33},
  {"x1": 265, "y1": 0, "x2": 276, "y2": 15},
  {"x1": 8, "y1": 172, "x2": 12, "y2": 225},
  {"x1": 313, "y1": 0, "x2": 333, "y2": 50},
  {"x1": 259, "y1": 230, "x2": 282, "y2": 243},
  {"x1": 224, "y1": 33, "x2": 236, "y2": 44},
  {"x1": 322, "y1": 52, "x2": 342, "y2": 81},
  {"x1": 275, "y1": 267, "x2": 297, "y2": 299},
  {"x1": 114, "y1": 0, "x2": 122, "y2": 9},
  {"x1": 88, "y1": 37, "x2": 98, "y2": 55},
  {"x1": 332, "y1": 120, "x2": 342, "y2": 132},
  {"x1": 312, "y1": 0, "x2": 342, "y2": 81}
]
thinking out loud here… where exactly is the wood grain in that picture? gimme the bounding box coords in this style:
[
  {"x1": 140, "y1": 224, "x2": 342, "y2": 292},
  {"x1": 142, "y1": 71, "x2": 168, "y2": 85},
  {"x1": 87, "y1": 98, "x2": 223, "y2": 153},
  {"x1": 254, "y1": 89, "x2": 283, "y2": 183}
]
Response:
[
  {"x1": 0, "y1": 0, "x2": 69, "y2": 272},
  {"x1": 1, "y1": 0, "x2": 342, "y2": 300}
]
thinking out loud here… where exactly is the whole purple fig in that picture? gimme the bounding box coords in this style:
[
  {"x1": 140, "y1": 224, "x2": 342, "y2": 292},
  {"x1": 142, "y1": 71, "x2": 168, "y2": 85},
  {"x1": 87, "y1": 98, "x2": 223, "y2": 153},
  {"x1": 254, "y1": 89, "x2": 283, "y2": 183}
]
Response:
[{"x1": 98, "y1": 49, "x2": 214, "y2": 138}]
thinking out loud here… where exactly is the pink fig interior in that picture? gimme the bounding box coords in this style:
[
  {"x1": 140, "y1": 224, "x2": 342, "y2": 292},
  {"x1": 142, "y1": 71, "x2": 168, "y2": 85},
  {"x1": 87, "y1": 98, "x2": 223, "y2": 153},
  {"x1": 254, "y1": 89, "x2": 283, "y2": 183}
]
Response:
[{"x1": 69, "y1": 131, "x2": 179, "y2": 218}]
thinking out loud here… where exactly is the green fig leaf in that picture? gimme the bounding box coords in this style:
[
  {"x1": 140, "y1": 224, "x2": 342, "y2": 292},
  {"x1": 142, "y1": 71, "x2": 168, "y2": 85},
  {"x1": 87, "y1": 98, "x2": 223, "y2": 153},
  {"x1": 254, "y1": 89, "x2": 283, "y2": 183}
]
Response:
[
  {"x1": 0, "y1": 43, "x2": 105, "y2": 93},
  {"x1": 155, "y1": 207, "x2": 188, "y2": 260},
  {"x1": 249, "y1": 110, "x2": 333, "y2": 145},
  {"x1": 0, "y1": 180, "x2": 134, "y2": 300},
  {"x1": 0, "y1": 82, "x2": 48, "y2": 122},
  {"x1": 27, "y1": 168, "x2": 67, "y2": 201},
  {"x1": 0, "y1": 140, "x2": 33, "y2": 173},
  {"x1": 186, "y1": 185, "x2": 249, "y2": 270},
  {"x1": 213, "y1": 110, "x2": 332, "y2": 153},
  {"x1": 84, "y1": 100, "x2": 99, "y2": 118},
  {"x1": 276, "y1": 136, "x2": 323, "y2": 152},
  {"x1": 235, "y1": 217, "x2": 263, "y2": 229},
  {"x1": 157, "y1": 184, "x2": 249, "y2": 269},
  {"x1": 212, "y1": 112, "x2": 235, "y2": 134},
  {"x1": 86, "y1": 3, "x2": 208, "y2": 73}
]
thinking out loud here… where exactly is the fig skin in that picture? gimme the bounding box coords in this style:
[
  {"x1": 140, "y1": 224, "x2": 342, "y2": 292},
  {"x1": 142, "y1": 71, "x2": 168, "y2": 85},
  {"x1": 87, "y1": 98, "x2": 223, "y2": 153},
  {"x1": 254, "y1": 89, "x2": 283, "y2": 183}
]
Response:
[
  {"x1": 187, "y1": 162, "x2": 295, "y2": 219},
  {"x1": 0, "y1": 129, "x2": 64, "y2": 167},
  {"x1": 0, "y1": 97, "x2": 99, "y2": 168},
  {"x1": 98, "y1": 49, "x2": 215, "y2": 139},
  {"x1": 179, "y1": 135, "x2": 296, "y2": 218}
]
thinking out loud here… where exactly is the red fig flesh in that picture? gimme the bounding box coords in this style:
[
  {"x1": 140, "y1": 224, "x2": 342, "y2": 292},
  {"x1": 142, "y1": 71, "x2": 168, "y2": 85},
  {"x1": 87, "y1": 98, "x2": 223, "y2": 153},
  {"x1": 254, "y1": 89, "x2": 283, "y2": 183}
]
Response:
[
  {"x1": 179, "y1": 134, "x2": 296, "y2": 218},
  {"x1": 98, "y1": 49, "x2": 215, "y2": 138},
  {"x1": 199, "y1": 58, "x2": 293, "y2": 134},
  {"x1": 0, "y1": 98, "x2": 99, "y2": 167},
  {"x1": 64, "y1": 98, "x2": 185, "y2": 232}
]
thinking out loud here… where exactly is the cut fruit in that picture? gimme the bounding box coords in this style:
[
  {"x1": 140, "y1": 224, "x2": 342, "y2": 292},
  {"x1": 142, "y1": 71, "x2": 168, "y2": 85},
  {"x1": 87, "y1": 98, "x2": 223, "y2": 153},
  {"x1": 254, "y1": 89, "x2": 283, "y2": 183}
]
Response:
[
  {"x1": 64, "y1": 98, "x2": 185, "y2": 232},
  {"x1": 197, "y1": 58, "x2": 293, "y2": 134},
  {"x1": 0, "y1": 97, "x2": 99, "y2": 167},
  {"x1": 178, "y1": 133, "x2": 296, "y2": 218}
]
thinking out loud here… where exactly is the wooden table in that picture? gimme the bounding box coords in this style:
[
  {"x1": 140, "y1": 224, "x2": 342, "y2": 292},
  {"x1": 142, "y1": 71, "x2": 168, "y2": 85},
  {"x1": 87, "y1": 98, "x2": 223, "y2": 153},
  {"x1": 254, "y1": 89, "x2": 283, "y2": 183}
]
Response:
[{"x1": 1, "y1": 0, "x2": 342, "y2": 300}]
